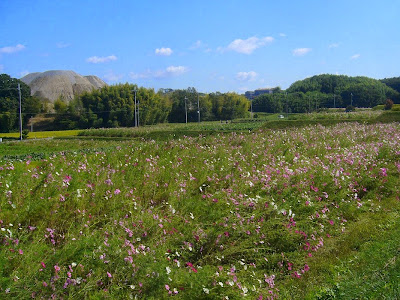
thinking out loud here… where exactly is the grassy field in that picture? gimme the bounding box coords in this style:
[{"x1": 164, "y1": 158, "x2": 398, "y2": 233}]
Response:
[
  {"x1": 0, "y1": 130, "x2": 81, "y2": 140},
  {"x1": 0, "y1": 118, "x2": 399, "y2": 299}
]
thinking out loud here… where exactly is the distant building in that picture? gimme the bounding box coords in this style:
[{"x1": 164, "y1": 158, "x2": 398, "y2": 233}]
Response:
[
  {"x1": 159, "y1": 88, "x2": 174, "y2": 94},
  {"x1": 245, "y1": 88, "x2": 273, "y2": 100}
]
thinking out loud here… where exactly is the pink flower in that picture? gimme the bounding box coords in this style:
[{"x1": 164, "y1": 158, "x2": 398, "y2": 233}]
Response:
[
  {"x1": 18, "y1": 249, "x2": 23, "y2": 255},
  {"x1": 43, "y1": 281, "x2": 48, "y2": 287},
  {"x1": 165, "y1": 284, "x2": 170, "y2": 291},
  {"x1": 54, "y1": 265, "x2": 60, "y2": 273},
  {"x1": 41, "y1": 262, "x2": 46, "y2": 268},
  {"x1": 107, "y1": 272, "x2": 112, "y2": 278},
  {"x1": 114, "y1": 189, "x2": 121, "y2": 195}
]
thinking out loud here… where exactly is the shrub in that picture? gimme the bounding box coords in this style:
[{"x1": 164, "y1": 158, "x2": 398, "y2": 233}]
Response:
[
  {"x1": 345, "y1": 105, "x2": 355, "y2": 112},
  {"x1": 22, "y1": 129, "x2": 29, "y2": 139},
  {"x1": 384, "y1": 99, "x2": 394, "y2": 110}
]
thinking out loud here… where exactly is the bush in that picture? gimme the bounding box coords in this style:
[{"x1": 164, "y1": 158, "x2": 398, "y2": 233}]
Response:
[
  {"x1": 345, "y1": 105, "x2": 355, "y2": 112},
  {"x1": 384, "y1": 99, "x2": 394, "y2": 110},
  {"x1": 22, "y1": 129, "x2": 29, "y2": 139},
  {"x1": 391, "y1": 104, "x2": 400, "y2": 111}
]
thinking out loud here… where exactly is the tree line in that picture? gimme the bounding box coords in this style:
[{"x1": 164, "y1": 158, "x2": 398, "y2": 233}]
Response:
[
  {"x1": 252, "y1": 74, "x2": 399, "y2": 114},
  {"x1": 52, "y1": 84, "x2": 250, "y2": 130},
  {"x1": 0, "y1": 74, "x2": 43, "y2": 132},
  {"x1": 1, "y1": 73, "x2": 400, "y2": 132}
]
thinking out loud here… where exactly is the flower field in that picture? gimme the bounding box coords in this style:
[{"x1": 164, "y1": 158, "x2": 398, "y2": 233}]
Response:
[{"x1": 1, "y1": 122, "x2": 400, "y2": 299}]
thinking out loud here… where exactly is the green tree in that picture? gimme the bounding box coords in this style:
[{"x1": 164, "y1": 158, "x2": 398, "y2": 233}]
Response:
[{"x1": 0, "y1": 73, "x2": 41, "y2": 132}]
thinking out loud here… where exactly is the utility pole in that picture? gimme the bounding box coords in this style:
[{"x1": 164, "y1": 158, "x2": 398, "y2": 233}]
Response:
[
  {"x1": 137, "y1": 97, "x2": 140, "y2": 127},
  {"x1": 184, "y1": 96, "x2": 188, "y2": 124},
  {"x1": 197, "y1": 93, "x2": 200, "y2": 123},
  {"x1": 18, "y1": 83, "x2": 22, "y2": 140},
  {"x1": 285, "y1": 92, "x2": 288, "y2": 118},
  {"x1": 251, "y1": 99, "x2": 253, "y2": 119},
  {"x1": 333, "y1": 94, "x2": 336, "y2": 109},
  {"x1": 133, "y1": 89, "x2": 137, "y2": 127}
]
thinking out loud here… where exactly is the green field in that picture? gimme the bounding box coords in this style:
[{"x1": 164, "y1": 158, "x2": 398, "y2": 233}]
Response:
[{"x1": 1, "y1": 113, "x2": 400, "y2": 299}]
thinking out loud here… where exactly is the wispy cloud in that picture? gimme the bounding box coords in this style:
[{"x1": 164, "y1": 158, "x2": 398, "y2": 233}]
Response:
[
  {"x1": 236, "y1": 71, "x2": 258, "y2": 81},
  {"x1": 0, "y1": 44, "x2": 26, "y2": 54},
  {"x1": 155, "y1": 47, "x2": 173, "y2": 56},
  {"x1": 103, "y1": 70, "x2": 124, "y2": 82},
  {"x1": 56, "y1": 42, "x2": 71, "y2": 49},
  {"x1": 350, "y1": 53, "x2": 360, "y2": 60},
  {"x1": 328, "y1": 43, "x2": 340, "y2": 49},
  {"x1": 0, "y1": 65, "x2": 4, "y2": 72},
  {"x1": 130, "y1": 65, "x2": 188, "y2": 80},
  {"x1": 86, "y1": 55, "x2": 117, "y2": 63},
  {"x1": 292, "y1": 48, "x2": 312, "y2": 56},
  {"x1": 190, "y1": 40, "x2": 203, "y2": 50},
  {"x1": 279, "y1": 33, "x2": 287, "y2": 37},
  {"x1": 222, "y1": 36, "x2": 274, "y2": 54}
]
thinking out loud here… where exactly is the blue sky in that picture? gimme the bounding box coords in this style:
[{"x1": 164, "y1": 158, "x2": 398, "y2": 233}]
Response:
[{"x1": 1, "y1": 0, "x2": 399, "y2": 93}]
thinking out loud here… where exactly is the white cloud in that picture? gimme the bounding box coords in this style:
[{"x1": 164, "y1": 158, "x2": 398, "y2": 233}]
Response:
[
  {"x1": 165, "y1": 65, "x2": 187, "y2": 75},
  {"x1": 0, "y1": 65, "x2": 4, "y2": 72},
  {"x1": 103, "y1": 71, "x2": 124, "y2": 82},
  {"x1": 350, "y1": 54, "x2": 360, "y2": 60},
  {"x1": 236, "y1": 71, "x2": 258, "y2": 81},
  {"x1": 292, "y1": 48, "x2": 312, "y2": 56},
  {"x1": 155, "y1": 47, "x2": 173, "y2": 56},
  {"x1": 328, "y1": 43, "x2": 340, "y2": 49},
  {"x1": 86, "y1": 55, "x2": 117, "y2": 63},
  {"x1": 56, "y1": 42, "x2": 71, "y2": 49},
  {"x1": 225, "y1": 36, "x2": 274, "y2": 54},
  {"x1": 0, "y1": 44, "x2": 26, "y2": 54},
  {"x1": 279, "y1": 33, "x2": 287, "y2": 37},
  {"x1": 190, "y1": 40, "x2": 203, "y2": 50},
  {"x1": 130, "y1": 65, "x2": 188, "y2": 80}
]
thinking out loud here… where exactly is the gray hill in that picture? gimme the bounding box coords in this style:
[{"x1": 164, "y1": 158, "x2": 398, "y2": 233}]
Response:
[{"x1": 21, "y1": 70, "x2": 107, "y2": 102}]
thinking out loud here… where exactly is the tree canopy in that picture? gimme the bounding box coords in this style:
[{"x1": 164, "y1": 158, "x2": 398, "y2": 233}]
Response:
[
  {"x1": 0, "y1": 74, "x2": 42, "y2": 132},
  {"x1": 380, "y1": 77, "x2": 400, "y2": 94}
]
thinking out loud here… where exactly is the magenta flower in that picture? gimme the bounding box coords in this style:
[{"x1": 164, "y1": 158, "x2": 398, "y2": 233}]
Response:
[{"x1": 107, "y1": 272, "x2": 112, "y2": 278}]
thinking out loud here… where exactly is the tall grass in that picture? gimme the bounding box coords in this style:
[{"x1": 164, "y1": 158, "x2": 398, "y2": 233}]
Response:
[{"x1": 0, "y1": 123, "x2": 399, "y2": 299}]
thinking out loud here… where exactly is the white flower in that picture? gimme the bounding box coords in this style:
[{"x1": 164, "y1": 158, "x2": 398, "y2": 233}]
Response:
[
  {"x1": 203, "y1": 287, "x2": 210, "y2": 294},
  {"x1": 166, "y1": 266, "x2": 171, "y2": 274}
]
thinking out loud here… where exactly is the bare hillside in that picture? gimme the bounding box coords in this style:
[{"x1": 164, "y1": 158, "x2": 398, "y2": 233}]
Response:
[{"x1": 21, "y1": 70, "x2": 107, "y2": 102}]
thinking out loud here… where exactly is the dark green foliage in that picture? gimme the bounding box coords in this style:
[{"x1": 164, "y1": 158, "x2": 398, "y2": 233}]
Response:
[
  {"x1": 380, "y1": 77, "x2": 400, "y2": 95},
  {"x1": 22, "y1": 129, "x2": 29, "y2": 139},
  {"x1": 167, "y1": 89, "x2": 249, "y2": 122},
  {"x1": 0, "y1": 74, "x2": 42, "y2": 132},
  {"x1": 286, "y1": 74, "x2": 400, "y2": 109}
]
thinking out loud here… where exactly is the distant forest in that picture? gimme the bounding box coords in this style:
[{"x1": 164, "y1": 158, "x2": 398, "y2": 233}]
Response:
[
  {"x1": 252, "y1": 74, "x2": 400, "y2": 113},
  {"x1": 1, "y1": 73, "x2": 400, "y2": 132}
]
